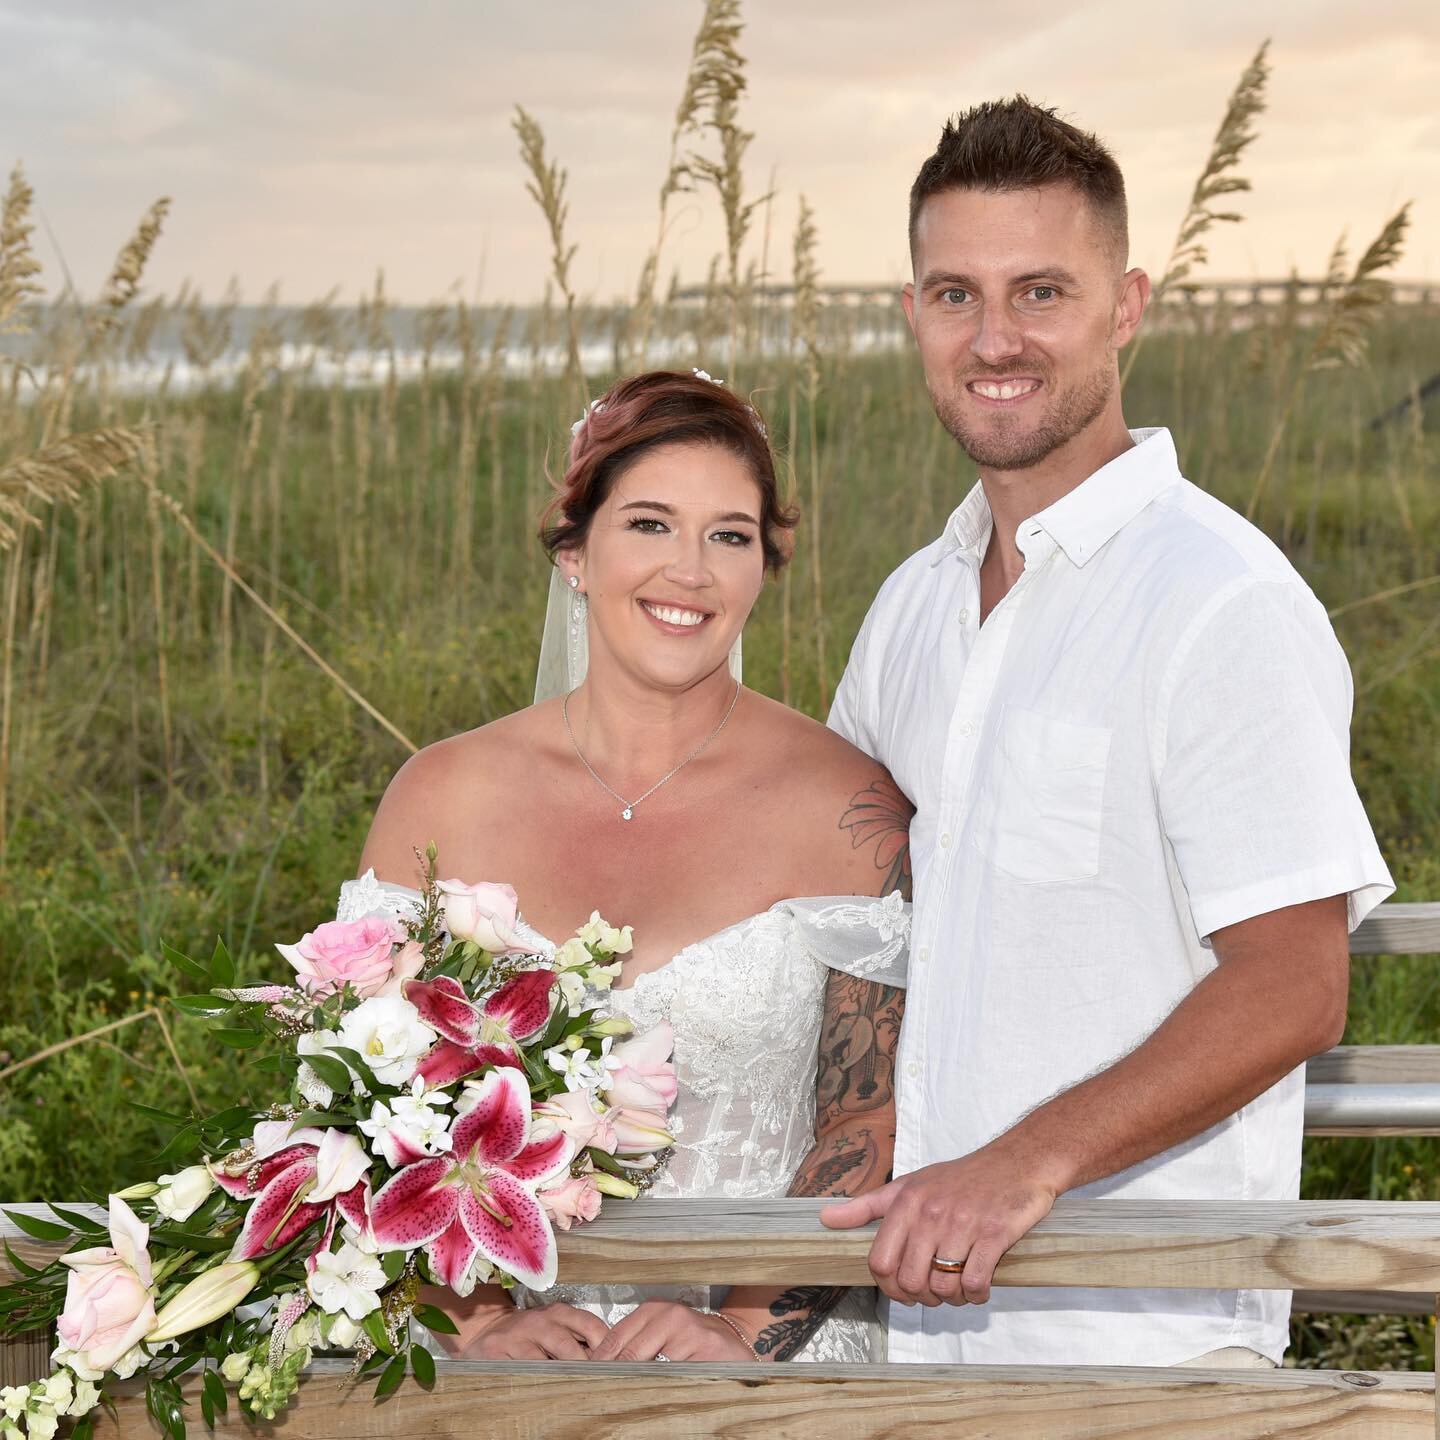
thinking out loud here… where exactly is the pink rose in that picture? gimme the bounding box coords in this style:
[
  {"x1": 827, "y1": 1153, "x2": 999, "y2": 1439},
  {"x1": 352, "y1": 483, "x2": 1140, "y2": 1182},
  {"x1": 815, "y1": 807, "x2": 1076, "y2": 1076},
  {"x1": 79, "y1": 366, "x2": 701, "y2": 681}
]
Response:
[
  {"x1": 602, "y1": 1021, "x2": 679, "y2": 1111},
  {"x1": 533, "y1": 1090, "x2": 617, "y2": 1154},
  {"x1": 277, "y1": 916, "x2": 405, "y2": 998},
  {"x1": 56, "y1": 1196, "x2": 156, "y2": 1376},
  {"x1": 538, "y1": 1174, "x2": 603, "y2": 1231},
  {"x1": 610, "y1": 1106, "x2": 675, "y2": 1157},
  {"x1": 436, "y1": 879, "x2": 524, "y2": 952}
]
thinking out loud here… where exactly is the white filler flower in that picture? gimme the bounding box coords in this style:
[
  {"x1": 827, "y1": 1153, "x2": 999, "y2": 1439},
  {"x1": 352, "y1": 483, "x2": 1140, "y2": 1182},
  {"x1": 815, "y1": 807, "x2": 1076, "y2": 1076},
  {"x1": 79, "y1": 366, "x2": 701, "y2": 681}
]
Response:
[{"x1": 306, "y1": 1241, "x2": 387, "y2": 1320}]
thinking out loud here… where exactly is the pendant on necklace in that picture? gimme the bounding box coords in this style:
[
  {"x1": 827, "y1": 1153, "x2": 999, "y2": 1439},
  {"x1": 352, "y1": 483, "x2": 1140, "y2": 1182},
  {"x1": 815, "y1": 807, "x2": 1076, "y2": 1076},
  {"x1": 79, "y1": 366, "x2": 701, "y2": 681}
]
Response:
[{"x1": 621, "y1": 807, "x2": 634, "y2": 821}]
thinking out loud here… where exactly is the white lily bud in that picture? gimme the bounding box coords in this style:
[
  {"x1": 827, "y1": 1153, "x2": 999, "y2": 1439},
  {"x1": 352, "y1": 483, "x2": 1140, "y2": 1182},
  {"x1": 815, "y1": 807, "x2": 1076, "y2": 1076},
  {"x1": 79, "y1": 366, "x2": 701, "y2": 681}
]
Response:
[
  {"x1": 588, "y1": 1016, "x2": 634, "y2": 1037},
  {"x1": 113, "y1": 1181, "x2": 160, "y2": 1201},
  {"x1": 220, "y1": 1353, "x2": 251, "y2": 1383},
  {"x1": 153, "y1": 1166, "x2": 216, "y2": 1222},
  {"x1": 590, "y1": 1172, "x2": 639, "y2": 1199},
  {"x1": 147, "y1": 1261, "x2": 260, "y2": 1342}
]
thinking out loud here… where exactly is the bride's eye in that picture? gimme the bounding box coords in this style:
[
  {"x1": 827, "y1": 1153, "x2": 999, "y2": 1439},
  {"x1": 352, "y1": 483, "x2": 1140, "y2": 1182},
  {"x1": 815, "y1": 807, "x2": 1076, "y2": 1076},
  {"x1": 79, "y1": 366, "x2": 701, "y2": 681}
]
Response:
[
  {"x1": 627, "y1": 516, "x2": 669, "y2": 534},
  {"x1": 712, "y1": 529, "x2": 754, "y2": 547}
]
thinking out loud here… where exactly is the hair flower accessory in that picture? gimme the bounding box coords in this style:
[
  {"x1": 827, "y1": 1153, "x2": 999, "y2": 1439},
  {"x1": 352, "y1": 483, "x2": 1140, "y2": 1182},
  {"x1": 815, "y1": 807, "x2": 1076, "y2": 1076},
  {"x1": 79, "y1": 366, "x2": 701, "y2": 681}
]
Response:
[
  {"x1": 691, "y1": 368, "x2": 725, "y2": 386},
  {"x1": 570, "y1": 399, "x2": 605, "y2": 437}
]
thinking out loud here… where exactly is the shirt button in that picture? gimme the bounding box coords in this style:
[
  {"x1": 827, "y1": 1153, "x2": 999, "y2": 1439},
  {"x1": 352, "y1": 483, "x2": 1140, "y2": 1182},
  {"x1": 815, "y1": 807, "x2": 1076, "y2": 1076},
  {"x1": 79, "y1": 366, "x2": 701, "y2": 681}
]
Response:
[
  {"x1": 906, "y1": 1062, "x2": 920, "y2": 1079},
  {"x1": 918, "y1": 946, "x2": 930, "y2": 963},
  {"x1": 940, "y1": 832, "x2": 953, "y2": 849},
  {"x1": 959, "y1": 721, "x2": 974, "y2": 736},
  {"x1": 957, "y1": 608, "x2": 969, "y2": 625}
]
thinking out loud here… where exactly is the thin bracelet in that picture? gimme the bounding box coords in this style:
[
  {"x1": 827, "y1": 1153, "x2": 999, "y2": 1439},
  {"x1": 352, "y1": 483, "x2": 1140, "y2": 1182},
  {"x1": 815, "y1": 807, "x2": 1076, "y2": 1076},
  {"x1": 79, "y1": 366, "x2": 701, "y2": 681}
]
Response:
[{"x1": 706, "y1": 1308, "x2": 760, "y2": 1359}]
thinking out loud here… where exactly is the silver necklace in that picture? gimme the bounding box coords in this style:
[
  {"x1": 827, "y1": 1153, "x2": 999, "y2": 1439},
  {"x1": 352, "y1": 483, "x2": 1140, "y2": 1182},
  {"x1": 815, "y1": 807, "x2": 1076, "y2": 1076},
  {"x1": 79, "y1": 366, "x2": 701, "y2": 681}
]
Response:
[{"x1": 562, "y1": 681, "x2": 742, "y2": 821}]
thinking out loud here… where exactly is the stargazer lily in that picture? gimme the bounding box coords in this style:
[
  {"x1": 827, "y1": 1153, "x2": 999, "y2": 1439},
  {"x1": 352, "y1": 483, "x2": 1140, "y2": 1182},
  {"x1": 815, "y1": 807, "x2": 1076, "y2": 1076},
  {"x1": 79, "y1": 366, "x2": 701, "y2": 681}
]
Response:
[
  {"x1": 215, "y1": 1123, "x2": 371, "y2": 1261},
  {"x1": 410, "y1": 970, "x2": 557, "y2": 1088},
  {"x1": 369, "y1": 1067, "x2": 572, "y2": 1291}
]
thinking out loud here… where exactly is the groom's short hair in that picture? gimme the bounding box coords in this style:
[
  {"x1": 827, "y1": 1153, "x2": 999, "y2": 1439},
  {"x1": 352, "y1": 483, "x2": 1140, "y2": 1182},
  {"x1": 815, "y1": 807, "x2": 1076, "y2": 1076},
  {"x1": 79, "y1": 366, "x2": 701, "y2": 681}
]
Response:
[{"x1": 909, "y1": 97, "x2": 1128, "y2": 264}]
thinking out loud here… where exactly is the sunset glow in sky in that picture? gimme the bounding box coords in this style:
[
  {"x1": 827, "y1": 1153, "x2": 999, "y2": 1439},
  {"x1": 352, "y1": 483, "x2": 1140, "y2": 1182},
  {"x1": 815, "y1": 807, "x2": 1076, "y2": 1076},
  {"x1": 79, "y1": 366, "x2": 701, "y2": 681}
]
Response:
[{"x1": 3, "y1": 1, "x2": 1435, "y2": 305}]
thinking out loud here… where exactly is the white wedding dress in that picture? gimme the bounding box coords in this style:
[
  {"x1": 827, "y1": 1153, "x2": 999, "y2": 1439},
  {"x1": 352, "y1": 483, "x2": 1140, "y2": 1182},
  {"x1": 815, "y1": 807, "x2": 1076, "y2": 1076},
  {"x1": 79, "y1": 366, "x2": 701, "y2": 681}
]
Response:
[{"x1": 337, "y1": 871, "x2": 910, "y2": 1362}]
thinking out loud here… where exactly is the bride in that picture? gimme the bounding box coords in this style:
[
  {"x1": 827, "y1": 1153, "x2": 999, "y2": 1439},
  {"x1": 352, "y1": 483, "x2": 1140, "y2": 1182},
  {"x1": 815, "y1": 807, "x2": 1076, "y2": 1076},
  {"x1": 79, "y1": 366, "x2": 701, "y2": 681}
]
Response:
[{"x1": 340, "y1": 370, "x2": 911, "y2": 1363}]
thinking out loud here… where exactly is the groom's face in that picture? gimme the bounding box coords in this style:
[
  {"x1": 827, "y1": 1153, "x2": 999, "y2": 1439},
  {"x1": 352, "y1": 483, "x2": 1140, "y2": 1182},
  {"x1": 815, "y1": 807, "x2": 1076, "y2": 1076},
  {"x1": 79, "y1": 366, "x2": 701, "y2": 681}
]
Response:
[{"x1": 902, "y1": 183, "x2": 1144, "y2": 472}]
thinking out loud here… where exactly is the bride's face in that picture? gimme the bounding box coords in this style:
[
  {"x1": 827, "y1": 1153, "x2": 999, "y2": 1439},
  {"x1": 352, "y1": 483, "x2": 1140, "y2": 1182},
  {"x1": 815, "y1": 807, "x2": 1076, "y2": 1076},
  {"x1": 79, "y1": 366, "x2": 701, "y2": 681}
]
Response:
[{"x1": 560, "y1": 440, "x2": 767, "y2": 691}]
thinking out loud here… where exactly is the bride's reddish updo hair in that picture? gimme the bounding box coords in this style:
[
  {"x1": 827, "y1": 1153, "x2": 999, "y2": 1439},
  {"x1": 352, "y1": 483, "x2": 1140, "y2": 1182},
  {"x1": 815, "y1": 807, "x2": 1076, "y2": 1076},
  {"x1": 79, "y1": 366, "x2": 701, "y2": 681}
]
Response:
[{"x1": 540, "y1": 370, "x2": 797, "y2": 573}]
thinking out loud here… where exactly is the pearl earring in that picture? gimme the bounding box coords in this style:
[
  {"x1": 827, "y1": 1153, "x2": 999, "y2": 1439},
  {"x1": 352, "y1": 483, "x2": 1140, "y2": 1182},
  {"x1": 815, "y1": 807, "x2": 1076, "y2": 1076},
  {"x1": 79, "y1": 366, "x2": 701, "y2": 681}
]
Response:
[{"x1": 567, "y1": 576, "x2": 580, "y2": 591}]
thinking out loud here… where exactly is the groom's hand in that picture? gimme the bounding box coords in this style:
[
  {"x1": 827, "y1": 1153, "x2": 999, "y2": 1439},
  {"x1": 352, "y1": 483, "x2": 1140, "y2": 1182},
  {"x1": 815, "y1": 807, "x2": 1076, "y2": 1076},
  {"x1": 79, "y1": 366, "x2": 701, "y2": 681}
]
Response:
[{"x1": 820, "y1": 1142, "x2": 1061, "y2": 1308}]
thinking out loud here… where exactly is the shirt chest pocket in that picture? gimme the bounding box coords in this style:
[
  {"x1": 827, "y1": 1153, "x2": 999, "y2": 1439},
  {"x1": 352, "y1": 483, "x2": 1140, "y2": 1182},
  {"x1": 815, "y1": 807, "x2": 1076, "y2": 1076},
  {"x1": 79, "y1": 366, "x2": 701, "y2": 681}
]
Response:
[{"x1": 971, "y1": 706, "x2": 1111, "y2": 884}]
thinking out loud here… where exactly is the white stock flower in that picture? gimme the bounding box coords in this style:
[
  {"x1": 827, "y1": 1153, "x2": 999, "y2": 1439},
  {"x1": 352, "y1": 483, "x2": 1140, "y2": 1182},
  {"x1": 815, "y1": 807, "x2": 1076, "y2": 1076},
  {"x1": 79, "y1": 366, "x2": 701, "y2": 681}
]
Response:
[
  {"x1": 555, "y1": 969, "x2": 586, "y2": 1008},
  {"x1": 543, "y1": 1039, "x2": 608, "y2": 1093},
  {"x1": 67, "y1": 1381, "x2": 98, "y2": 1419},
  {"x1": 0, "y1": 1391, "x2": 24, "y2": 1423},
  {"x1": 295, "y1": 1029, "x2": 344, "y2": 1106},
  {"x1": 553, "y1": 938, "x2": 590, "y2": 970},
  {"x1": 337, "y1": 996, "x2": 436, "y2": 1087},
  {"x1": 26, "y1": 1408, "x2": 57, "y2": 1440},
  {"x1": 109, "y1": 1346, "x2": 145, "y2": 1380},
  {"x1": 358, "y1": 1078, "x2": 453, "y2": 1164},
  {"x1": 306, "y1": 1242, "x2": 387, "y2": 1321},
  {"x1": 39, "y1": 1376, "x2": 71, "y2": 1413}
]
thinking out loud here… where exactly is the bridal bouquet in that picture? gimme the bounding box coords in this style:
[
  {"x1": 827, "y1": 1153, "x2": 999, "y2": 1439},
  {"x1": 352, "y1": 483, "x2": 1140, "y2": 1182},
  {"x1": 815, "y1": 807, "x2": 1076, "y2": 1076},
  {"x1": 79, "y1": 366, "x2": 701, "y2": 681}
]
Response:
[{"x1": 0, "y1": 850, "x2": 676, "y2": 1439}]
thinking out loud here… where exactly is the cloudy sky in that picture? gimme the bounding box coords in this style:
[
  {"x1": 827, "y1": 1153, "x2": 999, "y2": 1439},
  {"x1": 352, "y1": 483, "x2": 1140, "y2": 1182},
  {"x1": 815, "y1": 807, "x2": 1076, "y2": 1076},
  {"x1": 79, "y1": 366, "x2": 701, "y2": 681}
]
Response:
[{"x1": 3, "y1": 0, "x2": 1435, "y2": 305}]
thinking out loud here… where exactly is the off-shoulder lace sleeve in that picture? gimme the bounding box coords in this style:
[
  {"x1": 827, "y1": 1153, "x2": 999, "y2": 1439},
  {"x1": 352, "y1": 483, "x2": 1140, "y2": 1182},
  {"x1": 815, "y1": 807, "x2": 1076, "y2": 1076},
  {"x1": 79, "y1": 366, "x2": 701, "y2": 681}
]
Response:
[
  {"x1": 336, "y1": 868, "x2": 424, "y2": 922},
  {"x1": 782, "y1": 892, "x2": 909, "y2": 988}
]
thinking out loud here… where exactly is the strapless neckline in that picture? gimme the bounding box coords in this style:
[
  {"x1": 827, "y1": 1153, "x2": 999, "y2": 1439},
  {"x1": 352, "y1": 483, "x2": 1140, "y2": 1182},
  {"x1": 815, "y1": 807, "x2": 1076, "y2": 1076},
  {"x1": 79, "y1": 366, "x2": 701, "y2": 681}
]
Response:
[{"x1": 345, "y1": 874, "x2": 806, "y2": 994}]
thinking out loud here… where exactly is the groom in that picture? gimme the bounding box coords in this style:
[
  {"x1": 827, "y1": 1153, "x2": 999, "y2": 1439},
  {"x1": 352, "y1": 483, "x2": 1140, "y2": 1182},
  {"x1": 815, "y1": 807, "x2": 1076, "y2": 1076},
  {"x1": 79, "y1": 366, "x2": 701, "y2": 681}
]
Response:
[{"x1": 823, "y1": 98, "x2": 1393, "y2": 1368}]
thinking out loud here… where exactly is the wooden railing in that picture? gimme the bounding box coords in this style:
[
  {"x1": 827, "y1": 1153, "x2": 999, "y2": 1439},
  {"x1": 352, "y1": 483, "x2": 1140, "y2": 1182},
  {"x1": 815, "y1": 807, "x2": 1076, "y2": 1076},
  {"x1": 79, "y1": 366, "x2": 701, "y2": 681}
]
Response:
[{"x1": 4, "y1": 1197, "x2": 1438, "y2": 1437}]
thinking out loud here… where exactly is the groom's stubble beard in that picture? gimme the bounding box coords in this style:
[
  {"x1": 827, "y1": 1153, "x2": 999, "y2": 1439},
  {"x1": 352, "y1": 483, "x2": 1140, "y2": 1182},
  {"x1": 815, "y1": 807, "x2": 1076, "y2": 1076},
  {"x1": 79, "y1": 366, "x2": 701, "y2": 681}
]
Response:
[{"x1": 930, "y1": 350, "x2": 1117, "y2": 472}]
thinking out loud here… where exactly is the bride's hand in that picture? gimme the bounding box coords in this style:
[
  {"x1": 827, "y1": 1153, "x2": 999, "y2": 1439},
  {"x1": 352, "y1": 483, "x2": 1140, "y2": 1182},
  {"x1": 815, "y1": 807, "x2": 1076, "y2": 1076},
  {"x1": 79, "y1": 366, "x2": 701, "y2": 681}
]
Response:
[
  {"x1": 453, "y1": 1302, "x2": 611, "y2": 1360},
  {"x1": 588, "y1": 1301, "x2": 757, "y2": 1362}
]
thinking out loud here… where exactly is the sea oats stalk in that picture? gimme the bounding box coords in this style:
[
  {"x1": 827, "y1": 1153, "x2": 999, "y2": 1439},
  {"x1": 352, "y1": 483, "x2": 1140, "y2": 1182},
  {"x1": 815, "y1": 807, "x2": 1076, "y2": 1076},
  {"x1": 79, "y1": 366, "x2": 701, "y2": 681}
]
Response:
[
  {"x1": 1123, "y1": 40, "x2": 1270, "y2": 385},
  {"x1": 91, "y1": 198, "x2": 172, "y2": 344},
  {"x1": 631, "y1": 0, "x2": 746, "y2": 364},
  {"x1": 513, "y1": 105, "x2": 583, "y2": 392},
  {"x1": 1246, "y1": 204, "x2": 1411, "y2": 518},
  {"x1": 0, "y1": 163, "x2": 43, "y2": 339}
]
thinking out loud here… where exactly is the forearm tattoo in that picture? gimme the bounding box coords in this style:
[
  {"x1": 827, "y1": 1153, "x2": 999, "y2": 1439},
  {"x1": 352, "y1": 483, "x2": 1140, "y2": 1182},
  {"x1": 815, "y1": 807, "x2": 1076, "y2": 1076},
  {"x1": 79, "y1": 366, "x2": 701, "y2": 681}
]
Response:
[
  {"x1": 765, "y1": 971, "x2": 904, "y2": 1359},
  {"x1": 839, "y1": 777, "x2": 914, "y2": 902}
]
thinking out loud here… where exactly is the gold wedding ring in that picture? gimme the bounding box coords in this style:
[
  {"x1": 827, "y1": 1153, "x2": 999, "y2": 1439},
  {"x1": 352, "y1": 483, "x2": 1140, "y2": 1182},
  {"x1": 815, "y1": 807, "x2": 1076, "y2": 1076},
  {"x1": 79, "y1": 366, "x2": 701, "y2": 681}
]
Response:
[{"x1": 930, "y1": 1256, "x2": 967, "y2": 1273}]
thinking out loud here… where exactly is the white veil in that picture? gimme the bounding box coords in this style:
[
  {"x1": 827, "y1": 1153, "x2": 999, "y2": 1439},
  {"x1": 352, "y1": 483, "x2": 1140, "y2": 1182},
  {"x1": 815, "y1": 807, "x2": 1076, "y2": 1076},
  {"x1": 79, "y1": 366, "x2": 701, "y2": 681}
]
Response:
[{"x1": 533, "y1": 566, "x2": 743, "y2": 703}]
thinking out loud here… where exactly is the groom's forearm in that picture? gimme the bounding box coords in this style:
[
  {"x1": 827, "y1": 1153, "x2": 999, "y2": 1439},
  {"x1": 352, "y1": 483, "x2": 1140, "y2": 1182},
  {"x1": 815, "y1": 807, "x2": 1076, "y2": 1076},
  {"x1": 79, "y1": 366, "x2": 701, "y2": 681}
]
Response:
[{"x1": 1003, "y1": 896, "x2": 1350, "y2": 1194}]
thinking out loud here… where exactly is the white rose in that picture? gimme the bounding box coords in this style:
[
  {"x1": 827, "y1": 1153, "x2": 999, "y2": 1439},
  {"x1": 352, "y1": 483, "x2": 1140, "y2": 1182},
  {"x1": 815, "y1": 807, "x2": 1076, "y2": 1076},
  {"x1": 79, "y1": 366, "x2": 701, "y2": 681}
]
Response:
[
  {"x1": 337, "y1": 996, "x2": 436, "y2": 1087},
  {"x1": 153, "y1": 1165, "x2": 215, "y2": 1222},
  {"x1": 220, "y1": 1353, "x2": 251, "y2": 1383},
  {"x1": 322, "y1": 1314, "x2": 362, "y2": 1349}
]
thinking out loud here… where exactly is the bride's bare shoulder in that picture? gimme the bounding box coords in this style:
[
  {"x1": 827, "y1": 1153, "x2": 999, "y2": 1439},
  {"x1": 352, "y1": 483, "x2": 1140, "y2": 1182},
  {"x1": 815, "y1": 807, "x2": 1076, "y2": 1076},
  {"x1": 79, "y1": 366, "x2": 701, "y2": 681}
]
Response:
[
  {"x1": 358, "y1": 704, "x2": 557, "y2": 883},
  {"x1": 745, "y1": 694, "x2": 913, "y2": 900}
]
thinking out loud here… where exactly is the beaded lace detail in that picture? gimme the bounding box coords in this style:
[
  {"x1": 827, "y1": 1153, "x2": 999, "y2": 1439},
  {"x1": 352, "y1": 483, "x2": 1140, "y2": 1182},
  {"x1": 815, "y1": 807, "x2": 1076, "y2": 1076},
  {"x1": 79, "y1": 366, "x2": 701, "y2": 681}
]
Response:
[{"x1": 338, "y1": 874, "x2": 909, "y2": 1362}]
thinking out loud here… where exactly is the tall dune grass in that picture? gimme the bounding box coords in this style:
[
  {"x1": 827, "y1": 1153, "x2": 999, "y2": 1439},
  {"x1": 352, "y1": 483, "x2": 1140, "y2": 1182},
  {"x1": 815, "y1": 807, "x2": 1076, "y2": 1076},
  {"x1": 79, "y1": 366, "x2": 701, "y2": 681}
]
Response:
[{"x1": 0, "y1": 21, "x2": 1436, "y2": 1370}]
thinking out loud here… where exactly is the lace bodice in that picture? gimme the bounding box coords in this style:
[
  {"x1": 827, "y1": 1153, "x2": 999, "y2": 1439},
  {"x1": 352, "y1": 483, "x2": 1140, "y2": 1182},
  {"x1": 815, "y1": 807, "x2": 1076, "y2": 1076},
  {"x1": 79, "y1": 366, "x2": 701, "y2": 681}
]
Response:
[{"x1": 337, "y1": 873, "x2": 909, "y2": 1362}]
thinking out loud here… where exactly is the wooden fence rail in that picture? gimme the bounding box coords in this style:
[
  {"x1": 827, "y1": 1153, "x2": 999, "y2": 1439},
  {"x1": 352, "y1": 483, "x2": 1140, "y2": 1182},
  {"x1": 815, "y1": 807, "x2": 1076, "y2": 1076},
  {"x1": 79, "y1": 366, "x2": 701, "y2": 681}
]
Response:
[{"x1": 4, "y1": 1199, "x2": 1439, "y2": 1438}]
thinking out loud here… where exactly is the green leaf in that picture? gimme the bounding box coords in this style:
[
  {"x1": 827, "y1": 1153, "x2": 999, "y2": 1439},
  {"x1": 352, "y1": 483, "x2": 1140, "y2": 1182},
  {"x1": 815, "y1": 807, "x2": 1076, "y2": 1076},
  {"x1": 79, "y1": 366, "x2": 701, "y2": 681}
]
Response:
[
  {"x1": 586, "y1": 1147, "x2": 629, "y2": 1178},
  {"x1": 411, "y1": 1303, "x2": 459, "y2": 1336},
  {"x1": 211, "y1": 1029, "x2": 264, "y2": 1050},
  {"x1": 2, "y1": 1238, "x2": 40, "y2": 1277},
  {"x1": 72, "y1": 1419, "x2": 94, "y2": 1440},
  {"x1": 373, "y1": 1352, "x2": 407, "y2": 1400},
  {"x1": 209, "y1": 938, "x2": 235, "y2": 989},
  {"x1": 162, "y1": 942, "x2": 210, "y2": 983},
  {"x1": 199, "y1": 1391, "x2": 215, "y2": 1430},
  {"x1": 149, "y1": 1227, "x2": 232, "y2": 1253},
  {"x1": 127, "y1": 1101, "x2": 189, "y2": 1125},
  {"x1": 360, "y1": 1308, "x2": 395, "y2": 1355},
  {"x1": 2, "y1": 1208, "x2": 73, "y2": 1241},
  {"x1": 410, "y1": 1344, "x2": 436, "y2": 1389},
  {"x1": 322, "y1": 1045, "x2": 379, "y2": 1093},
  {"x1": 287, "y1": 1109, "x2": 353, "y2": 1131},
  {"x1": 380, "y1": 1249, "x2": 406, "y2": 1283},
  {"x1": 201, "y1": 1368, "x2": 227, "y2": 1417},
  {"x1": 169, "y1": 995, "x2": 233, "y2": 1018},
  {"x1": 46, "y1": 1203, "x2": 104, "y2": 1234},
  {"x1": 299, "y1": 1052, "x2": 353, "y2": 1092}
]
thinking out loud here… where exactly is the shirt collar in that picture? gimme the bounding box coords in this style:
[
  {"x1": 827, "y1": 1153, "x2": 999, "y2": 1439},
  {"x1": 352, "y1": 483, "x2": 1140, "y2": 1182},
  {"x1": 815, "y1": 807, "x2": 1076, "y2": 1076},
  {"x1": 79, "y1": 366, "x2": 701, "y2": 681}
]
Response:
[{"x1": 932, "y1": 427, "x2": 1181, "y2": 569}]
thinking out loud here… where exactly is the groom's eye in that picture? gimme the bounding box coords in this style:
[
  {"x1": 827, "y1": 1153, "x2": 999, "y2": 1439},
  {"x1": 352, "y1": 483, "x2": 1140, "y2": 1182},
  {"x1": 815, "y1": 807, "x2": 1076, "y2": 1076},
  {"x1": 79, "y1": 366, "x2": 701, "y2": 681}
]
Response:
[
  {"x1": 1027, "y1": 285, "x2": 1057, "y2": 301},
  {"x1": 940, "y1": 287, "x2": 971, "y2": 305}
]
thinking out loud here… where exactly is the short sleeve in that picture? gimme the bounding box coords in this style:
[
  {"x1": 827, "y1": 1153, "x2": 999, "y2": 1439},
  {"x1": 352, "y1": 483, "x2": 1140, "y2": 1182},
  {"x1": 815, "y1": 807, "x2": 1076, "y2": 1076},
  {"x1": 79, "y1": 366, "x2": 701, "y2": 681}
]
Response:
[
  {"x1": 783, "y1": 893, "x2": 910, "y2": 988},
  {"x1": 828, "y1": 606, "x2": 877, "y2": 754},
  {"x1": 1156, "y1": 581, "x2": 1393, "y2": 942}
]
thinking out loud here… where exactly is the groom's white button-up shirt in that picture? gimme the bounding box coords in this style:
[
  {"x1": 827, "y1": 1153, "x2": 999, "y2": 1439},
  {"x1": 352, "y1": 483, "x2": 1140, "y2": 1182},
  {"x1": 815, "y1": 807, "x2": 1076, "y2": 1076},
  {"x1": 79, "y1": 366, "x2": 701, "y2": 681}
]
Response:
[{"x1": 828, "y1": 427, "x2": 1393, "y2": 1367}]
